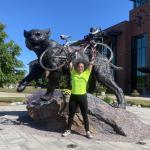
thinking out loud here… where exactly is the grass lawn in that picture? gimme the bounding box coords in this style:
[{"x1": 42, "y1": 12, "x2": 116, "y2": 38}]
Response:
[
  {"x1": 0, "y1": 97, "x2": 26, "y2": 104},
  {"x1": 0, "y1": 86, "x2": 44, "y2": 104},
  {"x1": 99, "y1": 94, "x2": 150, "y2": 108},
  {"x1": 0, "y1": 88, "x2": 150, "y2": 108},
  {"x1": 126, "y1": 99, "x2": 150, "y2": 108},
  {"x1": 1, "y1": 96, "x2": 150, "y2": 108},
  {"x1": 0, "y1": 86, "x2": 46, "y2": 93},
  {"x1": 0, "y1": 86, "x2": 47, "y2": 105}
]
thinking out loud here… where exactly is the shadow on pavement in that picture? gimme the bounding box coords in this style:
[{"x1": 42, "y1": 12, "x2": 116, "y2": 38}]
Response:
[
  {"x1": 0, "y1": 111, "x2": 48, "y2": 131},
  {"x1": 0, "y1": 110, "x2": 67, "y2": 133}
]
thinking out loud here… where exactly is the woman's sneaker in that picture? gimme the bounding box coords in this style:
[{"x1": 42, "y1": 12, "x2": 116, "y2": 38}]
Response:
[
  {"x1": 62, "y1": 130, "x2": 71, "y2": 137},
  {"x1": 86, "y1": 131, "x2": 93, "y2": 139}
]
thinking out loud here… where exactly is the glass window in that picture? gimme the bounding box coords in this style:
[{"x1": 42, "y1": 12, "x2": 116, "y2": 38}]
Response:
[
  {"x1": 133, "y1": 0, "x2": 150, "y2": 8},
  {"x1": 132, "y1": 33, "x2": 148, "y2": 90}
]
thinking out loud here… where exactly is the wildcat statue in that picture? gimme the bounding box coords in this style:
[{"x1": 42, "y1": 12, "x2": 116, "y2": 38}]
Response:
[
  {"x1": 17, "y1": 28, "x2": 126, "y2": 108},
  {"x1": 17, "y1": 29, "x2": 68, "y2": 100}
]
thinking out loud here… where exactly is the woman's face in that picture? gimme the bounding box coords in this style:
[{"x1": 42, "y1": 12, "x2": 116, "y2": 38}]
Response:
[{"x1": 77, "y1": 63, "x2": 85, "y2": 73}]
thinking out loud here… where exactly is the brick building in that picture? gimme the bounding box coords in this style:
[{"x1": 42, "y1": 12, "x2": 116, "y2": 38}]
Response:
[{"x1": 105, "y1": 0, "x2": 150, "y2": 95}]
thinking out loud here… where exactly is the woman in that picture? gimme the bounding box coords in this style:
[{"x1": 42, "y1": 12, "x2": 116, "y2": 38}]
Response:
[{"x1": 62, "y1": 58, "x2": 94, "y2": 138}]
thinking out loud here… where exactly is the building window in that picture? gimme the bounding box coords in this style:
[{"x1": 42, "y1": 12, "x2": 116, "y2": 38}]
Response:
[
  {"x1": 132, "y1": 33, "x2": 147, "y2": 91},
  {"x1": 132, "y1": 0, "x2": 150, "y2": 8}
]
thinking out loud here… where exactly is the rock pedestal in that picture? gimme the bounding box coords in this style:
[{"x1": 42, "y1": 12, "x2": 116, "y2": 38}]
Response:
[{"x1": 26, "y1": 90, "x2": 150, "y2": 139}]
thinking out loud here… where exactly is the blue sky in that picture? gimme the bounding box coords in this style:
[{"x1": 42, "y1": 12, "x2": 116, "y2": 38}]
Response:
[{"x1": 0, "y1": 0, "x2": 132, "y2": 71}]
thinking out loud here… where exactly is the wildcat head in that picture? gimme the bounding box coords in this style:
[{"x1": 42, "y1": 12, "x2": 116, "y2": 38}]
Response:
[{"x1": 24, "y1": 29, "x2": 51, "y2": 50}]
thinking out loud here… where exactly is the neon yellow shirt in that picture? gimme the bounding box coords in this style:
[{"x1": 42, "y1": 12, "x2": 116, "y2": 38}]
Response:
[{"x1": 71, "y1": 69, "x2": 91, "y2": 95}]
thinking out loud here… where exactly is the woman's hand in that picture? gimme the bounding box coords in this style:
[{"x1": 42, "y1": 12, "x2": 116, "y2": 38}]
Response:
[
  {"x1": 69, "y1": 61, "x2": 73, "y2": 71},
  {"x1": 88, "y1": 58, "x2": 95, "y2": 71},
  {"x1": 88, "y1": 51, "x2": 96, "y2": 71}
]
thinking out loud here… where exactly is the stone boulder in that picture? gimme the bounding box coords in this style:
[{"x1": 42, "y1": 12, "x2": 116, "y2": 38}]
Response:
[{"x1": 26, "y1": 90, "x2": 150, "y2": 139}]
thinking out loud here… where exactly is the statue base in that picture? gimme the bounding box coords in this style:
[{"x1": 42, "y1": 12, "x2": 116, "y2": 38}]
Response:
[{"x1": 26, "y1": 90, "x2": 150, "y2": 141}]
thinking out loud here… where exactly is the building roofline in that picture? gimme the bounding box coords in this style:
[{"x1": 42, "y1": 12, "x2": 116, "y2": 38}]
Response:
[{"x1": 104, "y1": 20, "x2": 129, "y2": 31}]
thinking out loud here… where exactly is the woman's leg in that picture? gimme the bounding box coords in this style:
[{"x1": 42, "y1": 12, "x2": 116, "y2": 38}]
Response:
[
  {"x1": 78, "y1": 94, "x2": 89, "y2": 131},
  {"x1": 67, "y1": 95, "x2": 78, "y2": 130}
]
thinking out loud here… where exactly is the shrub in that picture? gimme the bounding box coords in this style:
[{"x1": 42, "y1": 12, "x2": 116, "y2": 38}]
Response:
[{"x1": 103, "y1": 96, "x2": 114, "y2": 104}]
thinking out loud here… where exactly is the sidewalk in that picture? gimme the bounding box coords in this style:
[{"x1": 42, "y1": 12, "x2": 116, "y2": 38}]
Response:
[{"x1": 0, "y1": 105, "x2": 150, "y2": 150}]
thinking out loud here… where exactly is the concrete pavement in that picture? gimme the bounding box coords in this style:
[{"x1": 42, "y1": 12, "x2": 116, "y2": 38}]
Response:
[{"x1": 0, "y1": 105, "x2": 150, "y2": 150}]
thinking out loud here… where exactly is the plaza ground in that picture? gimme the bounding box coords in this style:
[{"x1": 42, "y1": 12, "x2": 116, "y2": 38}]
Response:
[{"x1": 0, "y1": 96, "x2": 150, "y2": 149}]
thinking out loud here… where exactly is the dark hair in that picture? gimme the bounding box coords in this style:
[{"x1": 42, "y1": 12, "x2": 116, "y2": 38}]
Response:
[{"x1": 74, "y1": 59, "x2": 88, "y2": 70}]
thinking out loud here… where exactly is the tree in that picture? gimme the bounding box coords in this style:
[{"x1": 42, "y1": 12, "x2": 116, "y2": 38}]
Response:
[{"x1": 0, "y1": 23, "x2": 26, "y2": 87}]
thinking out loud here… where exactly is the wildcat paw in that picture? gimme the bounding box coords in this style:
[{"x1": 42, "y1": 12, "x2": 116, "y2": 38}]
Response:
[{"x1": 17, "y1": 81, "x2": 28, "y2": 92}]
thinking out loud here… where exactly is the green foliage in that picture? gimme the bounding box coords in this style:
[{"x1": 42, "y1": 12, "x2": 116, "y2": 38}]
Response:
[
  {"x1": 137, "y1": 75, "x2": 146, "y2": 88},
  {"x1": 30, "y1": 76, "x2": 48, "y2": 87},
  {"x1": 61, "y1": 89, "x2": 71, "y2": 95},
  {"x1": 37, "y1": 76, "x2": 48, "y2": 86},
  {"x1": 103, "y1": 96, "x2": 114, "y2": 104},
  {"x1": 59, "y1": 76, "x2": 69, "y2": 89},
  {"x1": 0, "y1": 23, "x2": 25, "y2": 87},
  {"x1": 131, "y1": 89, "x2": 140, "y2": 97},
  {"x1": 96, "y1": 84, "x2": 107, "y2": 95}
]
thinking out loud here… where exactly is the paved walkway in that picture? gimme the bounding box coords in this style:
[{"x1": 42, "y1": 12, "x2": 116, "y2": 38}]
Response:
[{"x1": 0, "y1": 105, "x2": 150, "y2": 150}]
